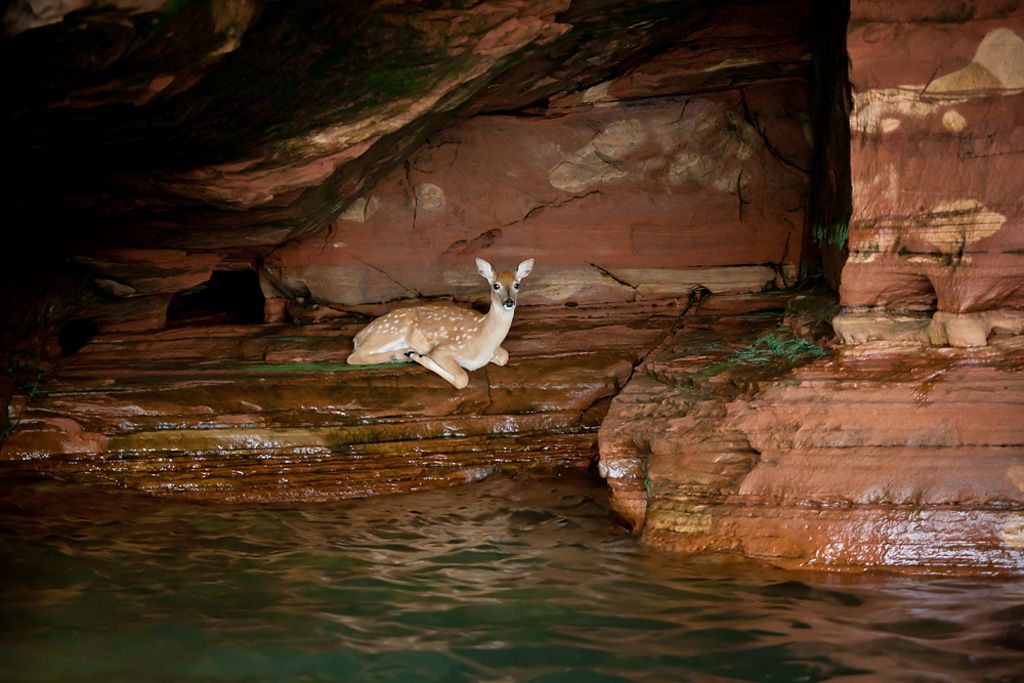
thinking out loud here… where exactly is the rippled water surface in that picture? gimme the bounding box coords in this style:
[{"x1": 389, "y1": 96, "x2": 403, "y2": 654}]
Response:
[{"x1": 2, "y1": 472, "x2": 1023, "y2": 682}]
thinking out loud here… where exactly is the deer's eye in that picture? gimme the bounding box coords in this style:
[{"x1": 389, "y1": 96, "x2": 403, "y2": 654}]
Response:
[
  {"x1": 493, "y1": 283, "x2": 500, "y2": 290},
  {"x1": 513, "y1": 283, "x2": 519, "y2": 290}
]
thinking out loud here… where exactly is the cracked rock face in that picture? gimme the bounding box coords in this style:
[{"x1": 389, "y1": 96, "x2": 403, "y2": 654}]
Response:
[
  {"x1": 264, "y1": 89, "x2": 810, "y2": 309},
  {"x1": 263, "y1": 2, "x2": 812, "y2": 313}
]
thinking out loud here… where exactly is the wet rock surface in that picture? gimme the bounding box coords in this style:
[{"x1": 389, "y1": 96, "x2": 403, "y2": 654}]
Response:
[
  {"x1": 600, "y1": 292, "x2": 1024, "y2": 573},
  {"x1": 3, "y1": 0, "x2": 1023, "y2": 576},
  {"x1": 1, "y1": 302, "x2": 679, "y2": 501}
]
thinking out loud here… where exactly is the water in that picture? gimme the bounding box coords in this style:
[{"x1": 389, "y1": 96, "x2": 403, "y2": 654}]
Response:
[{"x1": 2, "y1": 471, "x2": 1022, "y2": 682}]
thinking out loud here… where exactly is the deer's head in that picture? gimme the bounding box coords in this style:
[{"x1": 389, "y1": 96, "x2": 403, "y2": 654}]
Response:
[{"x1": 476, "y1": 258, "x2": 534, "y2": 312}]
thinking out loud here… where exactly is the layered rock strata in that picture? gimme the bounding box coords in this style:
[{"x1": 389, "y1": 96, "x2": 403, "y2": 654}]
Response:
[
  {"x1": 1, "y1": 0, "x2": 814, "y2": 337},
  {"x1": 835, "y1": 3, "x2": 1024, "y2": 347},
  {"x1": 599, "y1": 292, "x2": 1024, "y2": 573},
  {"x1": 4, "y1": 0, "x2": 729, "y2": 343},
  {"x1": 1, "y1": 302, "x2": 679, "y2": 501},
  {"x1": 263, "y1": 0, "x2": 812, "y2": 314}
]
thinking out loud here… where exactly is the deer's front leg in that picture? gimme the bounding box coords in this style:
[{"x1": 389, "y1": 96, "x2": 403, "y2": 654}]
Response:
[
  {"x1": 407, "y1": 352, "x2": 470, "y2": 389},
  {"x1": 489, "y1": 346, "x2": 509, "y2": 367}
]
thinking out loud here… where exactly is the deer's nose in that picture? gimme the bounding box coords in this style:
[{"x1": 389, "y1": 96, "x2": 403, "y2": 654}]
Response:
[{"x1": 503, "y1": 298, "x2": 515, "y2": 309}]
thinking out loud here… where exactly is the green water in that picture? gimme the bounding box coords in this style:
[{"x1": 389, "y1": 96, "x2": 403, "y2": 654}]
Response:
[{"x1": 1, "y1": 472, "x2": 1022, "y2": 682}]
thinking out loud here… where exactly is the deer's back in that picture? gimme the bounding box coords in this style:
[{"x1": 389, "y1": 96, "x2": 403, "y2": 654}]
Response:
[{"x1": 355, "y1": 302, "x2": 483, "y2": 349}]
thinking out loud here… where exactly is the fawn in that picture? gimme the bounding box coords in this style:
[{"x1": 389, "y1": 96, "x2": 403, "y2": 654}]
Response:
[{"x1": 346, "y1": 258, "x2": 535, "y2": 388}]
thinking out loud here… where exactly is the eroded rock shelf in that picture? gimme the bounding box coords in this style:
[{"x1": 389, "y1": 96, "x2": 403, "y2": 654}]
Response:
[
  {"x1": 4, "y1": 289, "x2": 1023, "y2": 573},
  {"x1": 1, "y1": 302, "x2": 680, "y2": 501},
  {"x1": 600, "y1": 295, "x2": 1024, "y2": 573}
]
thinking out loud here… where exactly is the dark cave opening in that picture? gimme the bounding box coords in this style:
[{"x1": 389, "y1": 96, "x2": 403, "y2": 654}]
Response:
[
  {"x1": 166, "y1": 270, "x2": 265, "y2": 328},
  {"x1": 57, "y1": 318, "x2": 99, "y2": 356}
]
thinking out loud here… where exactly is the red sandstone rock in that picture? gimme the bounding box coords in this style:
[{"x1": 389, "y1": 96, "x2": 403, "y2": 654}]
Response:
[
  {"x1": 603, "y1": 0, "x2": 811, "y2": 100},
  {"x1": 265, "y1": 86, "x2": 810, "y2": 310},
  {"x1": 599, "y1": 293, "x2": 1024, "y2": 573},
  {"x1": 1, "y1": 302, "x2": 679, "y2": 501},
  {"x1": 5, "y1": 1, "x2": 815, "y2": 336},
  {"x1": 6, "y1": 1, "x2": 761, "y2": 289},
  {"x1": 258, "y1": 1, "x2": 812, "y2": 314},
  {"x1": 837, "y1": 3, "x2": 1024, "y2": 346},
  {"x1": 6, "y1": 0, "x2": 1021, "y2": 580}
]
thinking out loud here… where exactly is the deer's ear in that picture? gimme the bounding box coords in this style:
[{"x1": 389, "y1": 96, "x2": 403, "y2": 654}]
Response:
[
  {"x1": 516, "y1": 259, "x2": 534, "y2": 280},
  {"x1": 475, "y1": 258, "x2": 494, "y2": 281}
]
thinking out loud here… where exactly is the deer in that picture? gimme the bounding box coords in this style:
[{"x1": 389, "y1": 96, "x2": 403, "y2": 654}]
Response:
[{"x1": 346, "y1": 258, "x2": 535, "y2": 389}]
